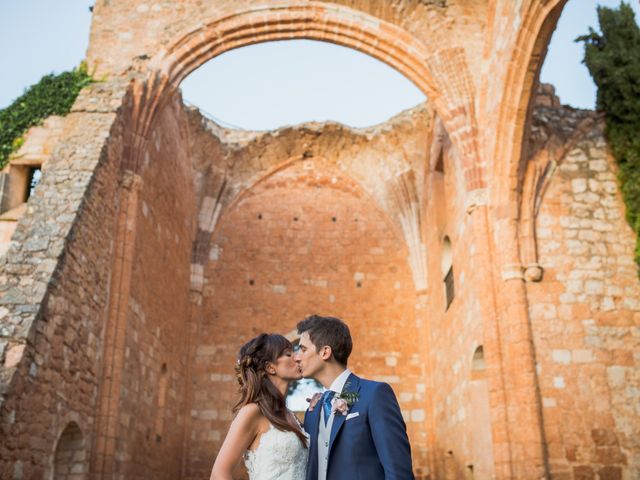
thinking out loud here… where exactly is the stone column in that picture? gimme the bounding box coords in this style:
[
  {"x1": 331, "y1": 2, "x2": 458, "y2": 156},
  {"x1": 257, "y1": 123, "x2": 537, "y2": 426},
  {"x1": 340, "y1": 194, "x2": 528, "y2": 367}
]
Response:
[
  {"x1": 470, "y1": 204, "x2": 549, "y2": 479},
  {"x1": 91, "y1": 170, "x2": 143, "y2": 479},
  {"x1": 414, "y1": 291, "x2": 437, "y2": 480}
]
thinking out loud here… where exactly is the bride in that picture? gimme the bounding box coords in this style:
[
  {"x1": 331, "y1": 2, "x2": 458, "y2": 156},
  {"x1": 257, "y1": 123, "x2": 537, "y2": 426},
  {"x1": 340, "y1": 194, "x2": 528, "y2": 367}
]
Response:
[{"x1": 209, "y1": 333, "x2": 309, "y2": 480}]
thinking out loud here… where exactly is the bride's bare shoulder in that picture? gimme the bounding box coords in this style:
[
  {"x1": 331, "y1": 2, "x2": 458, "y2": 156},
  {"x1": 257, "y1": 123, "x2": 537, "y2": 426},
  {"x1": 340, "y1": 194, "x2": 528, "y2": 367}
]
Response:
[
  {"x1": 235, "y1": 403, "x2": 263, "y2": 424},
  {"x1": 238, "y1": 403, "x2": 260, "y2": 415},
  {"x1": 234, "y1": 404, "x2": 270, "y2": 443}
]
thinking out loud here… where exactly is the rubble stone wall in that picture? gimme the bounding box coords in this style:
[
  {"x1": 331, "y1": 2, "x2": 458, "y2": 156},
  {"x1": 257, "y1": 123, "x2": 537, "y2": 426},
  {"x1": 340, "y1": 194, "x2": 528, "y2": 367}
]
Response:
[
  {"x1": 527, "y1": 105, "x2": 640, "y2": 479},
  {"x1": 0, "y1": 82, "x2": 128, "y2": 479}
]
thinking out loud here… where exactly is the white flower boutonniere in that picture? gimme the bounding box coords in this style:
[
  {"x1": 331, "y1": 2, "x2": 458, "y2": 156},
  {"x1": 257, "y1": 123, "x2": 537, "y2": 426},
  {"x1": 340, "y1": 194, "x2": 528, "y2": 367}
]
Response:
[
  {"x1": 332, "y1": 382, "x2": 359, "y2": 416},
  {"x1": 332, "y1": 398, "x2": 349, "y2": 415}
]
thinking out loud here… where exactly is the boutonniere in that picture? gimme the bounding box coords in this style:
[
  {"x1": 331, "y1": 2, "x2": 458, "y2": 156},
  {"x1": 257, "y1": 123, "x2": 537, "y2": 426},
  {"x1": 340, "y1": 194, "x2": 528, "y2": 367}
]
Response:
[{"x1": 332, "y1": 382, "x2": 359, "y2": 416}]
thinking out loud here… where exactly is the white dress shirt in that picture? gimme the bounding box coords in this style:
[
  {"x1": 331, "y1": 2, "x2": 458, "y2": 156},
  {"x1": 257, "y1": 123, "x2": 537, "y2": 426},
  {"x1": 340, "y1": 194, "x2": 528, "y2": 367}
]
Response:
[{"x1": 327, "y1": 368, "x2": 352, "y2": 396}]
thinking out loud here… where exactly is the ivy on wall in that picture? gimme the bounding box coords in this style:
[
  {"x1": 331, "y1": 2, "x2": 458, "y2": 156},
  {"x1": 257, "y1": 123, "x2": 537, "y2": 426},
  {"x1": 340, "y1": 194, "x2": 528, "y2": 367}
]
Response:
[
  {"x1": 577, "y1": 2, "x2": 640, "y2": 272},
  {"x1": 0, "y1": 64, "x2": 93, "y2": 169}
]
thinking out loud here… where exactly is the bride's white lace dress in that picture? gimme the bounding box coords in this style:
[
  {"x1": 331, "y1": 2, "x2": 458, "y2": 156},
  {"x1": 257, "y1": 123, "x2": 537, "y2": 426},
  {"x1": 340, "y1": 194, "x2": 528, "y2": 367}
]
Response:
[{"x1": 244, "y1": 424, "x2": 309, "y2": 480}]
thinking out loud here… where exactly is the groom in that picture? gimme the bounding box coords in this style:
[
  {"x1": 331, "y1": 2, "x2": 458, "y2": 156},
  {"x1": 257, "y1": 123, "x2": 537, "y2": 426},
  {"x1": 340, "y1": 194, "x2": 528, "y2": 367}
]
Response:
[{"x1": 295, "y1": 315, "x2": 414, "y2": 480}]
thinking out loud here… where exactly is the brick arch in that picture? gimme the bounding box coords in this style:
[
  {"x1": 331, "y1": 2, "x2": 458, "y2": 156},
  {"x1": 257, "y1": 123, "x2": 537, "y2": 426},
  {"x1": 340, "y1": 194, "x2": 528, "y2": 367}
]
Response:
[
  {"x1": 152, "y1": 5, "x2": 437, "y2": 94},
  {"x1": 127, "y1": 2, "x2": 480, "y2": 190},
  {"x1": 490, "y1": 0, "x2": 567, "y2": 267}
]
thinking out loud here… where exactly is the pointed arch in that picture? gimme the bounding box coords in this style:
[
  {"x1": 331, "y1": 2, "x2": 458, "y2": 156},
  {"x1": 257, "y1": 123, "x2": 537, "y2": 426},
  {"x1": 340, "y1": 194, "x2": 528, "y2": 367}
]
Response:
[
  {"x1": 124, "y1": 2, "x2": 480, "y2": 193},
  {"x1": 52, "y1": 422, "x2": 87, "y2": 480}
]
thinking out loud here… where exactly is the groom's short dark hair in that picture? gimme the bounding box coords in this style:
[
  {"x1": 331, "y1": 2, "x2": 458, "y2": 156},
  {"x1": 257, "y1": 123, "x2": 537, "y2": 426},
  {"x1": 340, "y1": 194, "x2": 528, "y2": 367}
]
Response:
[{"x1": 297, "y1": 315, "x2": 352, "y2": 366}]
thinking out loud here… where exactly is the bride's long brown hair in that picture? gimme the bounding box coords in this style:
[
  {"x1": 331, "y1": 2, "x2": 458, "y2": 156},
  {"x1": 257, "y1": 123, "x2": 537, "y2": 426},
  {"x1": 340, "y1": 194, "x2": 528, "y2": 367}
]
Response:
[{"x1": 234, "y1": 333, "x2": 307, "y2": 447}]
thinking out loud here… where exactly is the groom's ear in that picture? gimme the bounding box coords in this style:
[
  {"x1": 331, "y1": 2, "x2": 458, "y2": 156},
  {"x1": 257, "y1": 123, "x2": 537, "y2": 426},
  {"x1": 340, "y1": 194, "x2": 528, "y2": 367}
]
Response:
[{"x1": 319, "y1": 345, "x2": 333, "y2": 361}]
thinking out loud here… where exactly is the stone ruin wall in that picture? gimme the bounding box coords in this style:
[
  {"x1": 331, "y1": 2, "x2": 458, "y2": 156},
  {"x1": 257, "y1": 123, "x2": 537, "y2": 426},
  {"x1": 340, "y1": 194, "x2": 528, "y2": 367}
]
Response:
[
  {"x1": 525, "y1": 97, "x2": 640, "y2": 479},
  {"x1": 418, "y1": 87, "x2": 640, "y2": 479},
  {"x1": 107, "y1": 92, "x2": 197, "y2": 479},
  {"x1": 0, "y1": 84, "x2": 199, "y2": 479},
  {"x1": 0, "y1": 82, "x2": 129, "y2": 480},
  {"x1": 183, "y1": 105, "x2": 434, "y2": 479},
  {"x1": 0, "y1": 78, "x2": 639, "y2": 479},
  {"x1": 421, "y1": 128, "x2": 496, "y2": 479},
  {"x1": 1, "y1": 0, "x2": 639, "y2": 477}
]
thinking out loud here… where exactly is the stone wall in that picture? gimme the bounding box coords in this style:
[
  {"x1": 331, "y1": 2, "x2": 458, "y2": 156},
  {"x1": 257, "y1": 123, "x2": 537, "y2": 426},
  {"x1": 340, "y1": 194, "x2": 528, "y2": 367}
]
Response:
[
  {"x1": 1, "y1": 74, "x2": 639, "y2": 480},
  {"x1": 0, "y1": 116, "x2": 68, "y2": 257},
  {"x1": 106, "y1": 93, "x2": 197, "y2": 478},
  {"x1": 526, "y1": 103, "x2": 640, "y2": 479},
  {"x1": 0, "y1": 81, "x2": 129, "y2": 479},
  {"x1": 421, "y1": 124, "x2": 498, "y2": 479},
  {"x1": 183, "y1": 105, "x2": 434, "y2": 478},
  {"x1": 75, "y1": 4, "x2": 601, "y2": 476}
]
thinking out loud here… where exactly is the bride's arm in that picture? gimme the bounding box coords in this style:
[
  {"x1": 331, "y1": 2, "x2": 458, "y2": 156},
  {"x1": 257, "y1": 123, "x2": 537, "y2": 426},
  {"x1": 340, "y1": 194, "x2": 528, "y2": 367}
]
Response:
[{"x1": 209, "y1": 403, "x2": 262, "y2": 480}]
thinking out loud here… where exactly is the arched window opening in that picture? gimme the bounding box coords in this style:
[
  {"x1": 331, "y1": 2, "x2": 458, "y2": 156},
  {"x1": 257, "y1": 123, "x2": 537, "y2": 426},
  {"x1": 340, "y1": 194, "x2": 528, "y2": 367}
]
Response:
[
  {"x1": 180, "y1": 39, "x2": 426, "y2": 131},
  {"x1": 468, "y1": 344, "x2": 494, "y2": 478},
  {"x1": 52, "y1": 422, "x2": 86, "y2": 480},
  {"x1": 471, "y1": 346, "x2": 486, "y2": 381},
  {"x1": 442, "y1": 236, "x2": 454, "y2": 310},
  {"x1": 155, "y1": 363, "x2": 168, "y2": 443}
]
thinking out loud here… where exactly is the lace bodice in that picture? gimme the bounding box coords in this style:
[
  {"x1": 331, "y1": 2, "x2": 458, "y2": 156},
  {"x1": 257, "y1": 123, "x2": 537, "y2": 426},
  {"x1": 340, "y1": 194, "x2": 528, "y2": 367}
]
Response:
[{"x1": 244, "y1": 424, "x2": 309, "y2": 480}]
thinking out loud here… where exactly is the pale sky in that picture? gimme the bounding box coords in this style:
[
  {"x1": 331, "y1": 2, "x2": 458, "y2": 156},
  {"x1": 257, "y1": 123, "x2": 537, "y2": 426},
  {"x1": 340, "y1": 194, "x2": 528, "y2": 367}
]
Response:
[{"x1": 1, "y1": 0, "x2": 639, "y2": 130}]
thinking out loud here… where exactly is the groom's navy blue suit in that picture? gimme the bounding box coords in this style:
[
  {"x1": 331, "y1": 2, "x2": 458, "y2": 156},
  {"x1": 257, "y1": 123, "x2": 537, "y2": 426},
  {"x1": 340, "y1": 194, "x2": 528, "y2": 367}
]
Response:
[{"x1": 303, "y1": 373, "x2": 414, "y2": 480}]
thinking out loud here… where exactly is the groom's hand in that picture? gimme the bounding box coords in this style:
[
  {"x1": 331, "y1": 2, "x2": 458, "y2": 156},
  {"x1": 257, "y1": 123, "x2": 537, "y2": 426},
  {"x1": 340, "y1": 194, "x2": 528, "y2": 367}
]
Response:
[{"x1": 306, "y1": 392, "x2": 323, "y2": 411}]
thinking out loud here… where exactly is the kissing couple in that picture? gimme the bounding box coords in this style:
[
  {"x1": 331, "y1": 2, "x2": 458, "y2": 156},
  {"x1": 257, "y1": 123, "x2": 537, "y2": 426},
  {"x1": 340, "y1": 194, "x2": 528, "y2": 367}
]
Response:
[{"x1": 209, "y1": 314, "x2": 414, "y2": 480}]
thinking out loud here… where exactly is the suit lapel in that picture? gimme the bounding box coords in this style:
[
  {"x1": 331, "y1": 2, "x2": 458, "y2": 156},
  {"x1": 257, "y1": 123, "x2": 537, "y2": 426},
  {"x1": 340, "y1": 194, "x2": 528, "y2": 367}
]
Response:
[
  {"x1": 328, "y1": 373, "x2": 361, "y2": 457},
  {"x1": 309, "y1": 402, "x2": 321, "y2": 440}
]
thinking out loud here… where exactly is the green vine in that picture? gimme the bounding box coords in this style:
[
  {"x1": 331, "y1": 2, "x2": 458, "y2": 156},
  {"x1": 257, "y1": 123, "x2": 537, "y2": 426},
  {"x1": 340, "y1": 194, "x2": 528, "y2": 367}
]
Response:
[
  {"x1": 0, "y1": 63, "x2": 93, "y2": 169},
  {"x1": 577, "y1": 2, "x2": 640, "y2": 274}
]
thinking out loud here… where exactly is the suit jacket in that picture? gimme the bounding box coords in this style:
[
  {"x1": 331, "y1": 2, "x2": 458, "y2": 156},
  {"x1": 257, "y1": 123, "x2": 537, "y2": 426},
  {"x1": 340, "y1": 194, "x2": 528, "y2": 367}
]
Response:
[{"x1": 303, "y1": 373, "x2": 414, "y2": 480}]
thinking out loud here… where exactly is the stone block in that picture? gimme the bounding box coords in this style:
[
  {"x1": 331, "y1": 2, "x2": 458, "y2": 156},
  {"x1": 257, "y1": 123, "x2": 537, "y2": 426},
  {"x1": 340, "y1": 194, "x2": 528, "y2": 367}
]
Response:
[
  {"x1": 571, "y1": 178, "x2": 587, "y2": 193},
  {"x1": 607, "y1": 366, "x2": 626, "y2": 387},
  {"x1": 411, "y1": 409, "x2": 425, "y2": 422},
  {"x1": 597, "y1": 466, "x2": 622, "y2": 480},
  {"x1": 4, "y1": 344, "x2": 25, "y2": 369},
  {"x1": 552, "y1": 350, "x2": 571, "y2": 364},
  {"x1": 572, "y1": 466, "x2": 595, "y2": 480},
  {"x1": 585, "y1": 280, "x2": 604, "y2": 295},
  {"x1": 571, "y1": 349, "x2": 593, "y2": 363}
]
